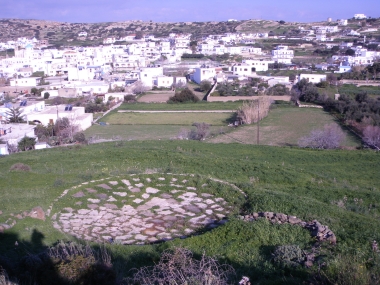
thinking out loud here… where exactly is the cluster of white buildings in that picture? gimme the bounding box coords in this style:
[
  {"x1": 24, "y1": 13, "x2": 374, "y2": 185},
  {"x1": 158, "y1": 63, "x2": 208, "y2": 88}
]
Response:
[{"x1": 0, "y1": 99, "x2": 93, "y2": 154}]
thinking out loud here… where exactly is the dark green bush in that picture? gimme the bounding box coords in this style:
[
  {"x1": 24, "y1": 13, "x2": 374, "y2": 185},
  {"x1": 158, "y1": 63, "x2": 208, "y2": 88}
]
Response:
[{"x1": 272, "y1": 245, "x2": 305, "y2": 268}]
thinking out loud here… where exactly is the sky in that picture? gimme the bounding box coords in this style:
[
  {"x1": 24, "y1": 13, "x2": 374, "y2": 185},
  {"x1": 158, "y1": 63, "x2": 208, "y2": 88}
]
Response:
[{"x1": 1, "y1": 0, "x2": 379, "y2": 23}]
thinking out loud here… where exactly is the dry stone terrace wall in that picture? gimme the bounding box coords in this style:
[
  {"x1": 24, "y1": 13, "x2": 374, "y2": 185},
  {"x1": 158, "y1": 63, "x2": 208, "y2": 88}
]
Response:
[
  {"x1": 240, "y1": 212, "x2": 337, "y2": 244},
  {"x1": 50, "y1": 174, "x2": 241, "y2": 244}
]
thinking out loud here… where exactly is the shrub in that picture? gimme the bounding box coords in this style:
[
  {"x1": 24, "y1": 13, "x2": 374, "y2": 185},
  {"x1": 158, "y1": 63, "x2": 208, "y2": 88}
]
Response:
[
  {"x1": 317, "y1": 253, "x2": 380, "y2": 285},
  {"x1": 200, "y1": 80, "x2": 212, "y2": 92},
  {"x1": 316, "y1": 81, "x2": 329, "y2": 88},
  {"x1": 43, "y1": 92, "x2": 50, "y2": 99},
  {"x1": 236, "y1": 98, "x2": 271, "y2": 125},
  {"x1": 124, "y1": 94, "x2": 136, "y2": 103},
  {"x1": 272, "y1": 245, "x2": 305, "y2": 268},
  {"x1": 191, "y1": 122, "x2": 210, "y2": 140},
  {"x1": 128, "y1": 247, "x2": 236, "y2": 285},
  {"x1": 73, "y1": 132, "x2": 87, "y2": 144},
  {"x1": 363, "y1": 125, "x2": 380, "y2": 149},
  {"x1": 298, "y1": 124, "x2": 345, "y2": 149},
  {"x1": 48, "y1": 241, "x2": 114, "y2": 285},
  {"x1": 168, "y1": 88, "x2": 199, "y2": 103},
  {"x1": 17, "y1": 136, "x2": 36, "y2": 151},
  {"x1": 10, "y1": 163, "x2": 31, "y2": 172}
]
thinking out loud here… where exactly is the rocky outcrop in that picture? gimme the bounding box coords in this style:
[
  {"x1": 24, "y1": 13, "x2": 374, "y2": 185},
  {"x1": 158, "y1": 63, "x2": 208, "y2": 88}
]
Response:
[
  {"x1": 27, "y1": 207, "x2": 46, "y2": 221},
  {"x1": 240, "y1": 212, "x2": 337, "y2": 244}
]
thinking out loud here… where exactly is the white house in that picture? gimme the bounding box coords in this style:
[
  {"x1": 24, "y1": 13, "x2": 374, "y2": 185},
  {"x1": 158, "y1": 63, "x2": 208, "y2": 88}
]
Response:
[
  {"x1": 0, "y1": 144, "x2": 9, "y2": 155},
  {"x1": 298, "y1": 74, "x2": 327, "y2": 84},
  {"x1": 155, "y1": 76, "x2": 174, "y2": 88},
  {"x1": 231, "y1": 63, "x2": 254, "y2": 77},
  {"x1": 354, "y1": 14, "x2": 367, "y2": 19},
  {"x1": 192, "y1": 67, "x2": 216, "y2": 84},
  {"x1": 26, "y1": 105, "x2": 93, "y2": 131},
  {"x1": 271, "y1": 45, "x2": 294, "y2": 64},
  {"x1": 267, "y1": 76, "x2": 290, "y2": 87},
  {"x1": 226, "y1": 46, "x2": 242, "y2": 55},
  {"x1": 0, "y1": 123, "x2": 36, "y2": 150},
  {"x1": 336, "y1": 62, "x2": 352, "y2": 73},
  {"x1": 10, "y1": 77, "x2": 41, "y2": 87},
  {"x1": 104, "y1": 92, "x2": 127, "y2": 103},
  {"x1": 73, "y1": 82, "x2": 109, "y2": 95},
  {"x1": 0, "y1": 100, "x2": 45, "y2": 122},
  {"x1": 139, "y1": 67, "x2": 164, "y2": 88},
  {"x1": 248, "y1": 47, "x2": 263, "y2": 55},
  {"x1": 338, "y1": 19, "x2": 348, "y2": 26}
]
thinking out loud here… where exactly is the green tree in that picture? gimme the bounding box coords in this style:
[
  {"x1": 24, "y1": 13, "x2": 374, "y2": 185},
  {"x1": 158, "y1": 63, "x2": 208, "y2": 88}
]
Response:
[
  {"x1": 6, "y1": 107, "x2": 25, "y2": 123},
  {"x1": 31, "y1": 87, "x2": 45, "y2": 96},
  {"x1": 199, "y1": 80, "x2": 212, "y2": 92},
  {"x1": 135, "y1": 31, "x2": 144, "y2": 39},
  {"x1": 18, "y1": 136, "x2": 36, "y2": 151},
  {"x1": 345, "y1": 49, "x2": 355, "y2": 56},
  {"x1": 168, "y1": 88, "x2": 199, "y2": 103},
  {"x1": 190, "y1": 41, "x2": 197, "y2": 54}
]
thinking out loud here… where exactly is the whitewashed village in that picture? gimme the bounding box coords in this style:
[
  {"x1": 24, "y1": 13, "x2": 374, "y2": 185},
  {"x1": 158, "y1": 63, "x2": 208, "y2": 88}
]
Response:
[{"x1": 0, "y1": 13, "x2": 380, "y2": 154}]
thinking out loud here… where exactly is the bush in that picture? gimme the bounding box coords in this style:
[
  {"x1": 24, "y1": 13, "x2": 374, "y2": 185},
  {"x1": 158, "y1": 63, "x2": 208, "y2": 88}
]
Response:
[
  {"x1": 200, "y1": 80, "x2": 212, "y2": 92},
  {"x1": 128, "y1": 247, "x2": 235, "y2": 285},
  {"x1": 316, "y1": 81, "x2": 329, "y2": 88},
  {"x1": 272, "y1": 245, "x2": 305, "y2": 268},
  {"x1": 236, "y1": 98, "x2": 272, "y2": 125},
  {"x1": 43, "y1": 92, "x2": 50, "y2": 99},
  {"x1": 124, "y1": 94, "x2": 136, "y2": 103},
  {"x1": 298, "y1": 124, "x2": 345, "y2": 149},
  {"x1": 168, "y1": 88, "x2": 199, "y2": 103},
  {"x1": 191, "y1": 122, "x2": 210, "y2": 140},
  {"x1": 48, "y1": 241, "x2": 114, "y2": 285},
  {"x1": 363, "y1": 125, "x2": 380, "y2": 149},
  {"x1": 73, "y1": 132, "x2": 87, "y2": 144},
  {"x1": 10, "y1": 163, "x2": 31, "y2": 172}
]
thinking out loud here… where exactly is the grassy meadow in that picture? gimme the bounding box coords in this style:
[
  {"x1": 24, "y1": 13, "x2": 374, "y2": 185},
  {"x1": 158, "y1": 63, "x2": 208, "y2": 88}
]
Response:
[
  {"x1": 0, "y1": 141, "x2": 380, "y2": 283},
  {"x1": 208, "y1": 107, "x2": 361, "y2": 147},
  {"x1": 1, "y1": 100, "x2": 379, "y2": 284},
  {"x1": 103, "y1": 112, "x2": 232, "y2": 126}
]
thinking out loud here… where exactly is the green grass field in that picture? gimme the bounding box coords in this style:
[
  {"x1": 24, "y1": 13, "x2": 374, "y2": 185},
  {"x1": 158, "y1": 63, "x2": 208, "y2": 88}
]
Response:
[
  {"x1": 102, "y1": 112, "x2": 232, "y2": 126},
  {"x1": 116, "y1": 101, "x2": 244, "y2": 111},
  {"x1": 0, "y1": 141, "x2": 379, "y2": 283},
  {"x1": 209, "y1": 107, "x2": 360, "y2": 147}
]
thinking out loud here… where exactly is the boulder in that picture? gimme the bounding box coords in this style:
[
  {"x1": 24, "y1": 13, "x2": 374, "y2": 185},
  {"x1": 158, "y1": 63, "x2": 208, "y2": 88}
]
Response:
[
  {"x1": 0, "y1": 223, "x2": 11, "y2": 230},
  {"x1": 327, "y1": 234, "x2": 337, "y2": 244},
  {"x1": 28, "y1": 207, "x2": 45, "y2": 221},
  {"x1": 276, "y1": 213, "x2": 288, "y2": 222},
  {"x1": 265, "y1": 212, "x2": 274, "y2": 219},
  {"x1": 288, "y1": 216, "x2": 302, "y2": 225}
]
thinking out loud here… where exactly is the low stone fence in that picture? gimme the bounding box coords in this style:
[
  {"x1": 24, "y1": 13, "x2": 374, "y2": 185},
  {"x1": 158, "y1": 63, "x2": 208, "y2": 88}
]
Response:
[
  {"x1": 240, "y1": 211, "x2": 336, "y2": 244},
  {"x1": 296, "y1": 101, "x2": 323, "y2": 109},
  {"x1": 207, "y1": 95, "x2": 291, "y2": 102}
]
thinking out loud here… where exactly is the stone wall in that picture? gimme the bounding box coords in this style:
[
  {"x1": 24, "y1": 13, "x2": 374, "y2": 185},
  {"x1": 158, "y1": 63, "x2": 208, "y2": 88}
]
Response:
[{"x1": 240, "y1": 211, "x2": 336, "y2": 244}]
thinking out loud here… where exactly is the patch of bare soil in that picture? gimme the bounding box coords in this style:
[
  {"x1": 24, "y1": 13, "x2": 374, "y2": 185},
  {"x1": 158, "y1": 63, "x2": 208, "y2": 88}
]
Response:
[{"x1": 138, "y1": 92, "x2": 175, "y2": 103}]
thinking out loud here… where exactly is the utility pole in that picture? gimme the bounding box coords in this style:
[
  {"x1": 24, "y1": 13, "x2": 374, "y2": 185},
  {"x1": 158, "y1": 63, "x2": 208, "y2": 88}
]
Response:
[
  {"x1": 257, "y1": 99, "x2": 260, "y2": 145},
  {"x1": 56, "y1": 104, "x2": 61, "y2": 145}
]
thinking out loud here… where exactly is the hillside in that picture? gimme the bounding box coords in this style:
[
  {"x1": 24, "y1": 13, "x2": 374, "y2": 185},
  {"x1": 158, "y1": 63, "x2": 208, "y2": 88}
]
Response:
[
  {"x1": 0, "y1": 141, "x2": 379, "y2": 284},
  {"x1": 0, "y1": 18, "x2": 243, "y2": 45}
]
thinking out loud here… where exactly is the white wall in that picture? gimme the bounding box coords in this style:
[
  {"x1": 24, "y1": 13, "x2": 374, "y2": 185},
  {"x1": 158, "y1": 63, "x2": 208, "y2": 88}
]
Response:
[
  {"x1": 298, "y1": 74, "x2": 326, "y2": 83},
  {"x1": 192, "y1": 68, "x2": 216, "y2": 84}
]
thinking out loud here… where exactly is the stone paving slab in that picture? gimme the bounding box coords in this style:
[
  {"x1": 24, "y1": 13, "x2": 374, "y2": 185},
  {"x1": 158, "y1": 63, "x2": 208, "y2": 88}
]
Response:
[{"x1": 52, "y1": 174, "x2": 239, "y2": 244}]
